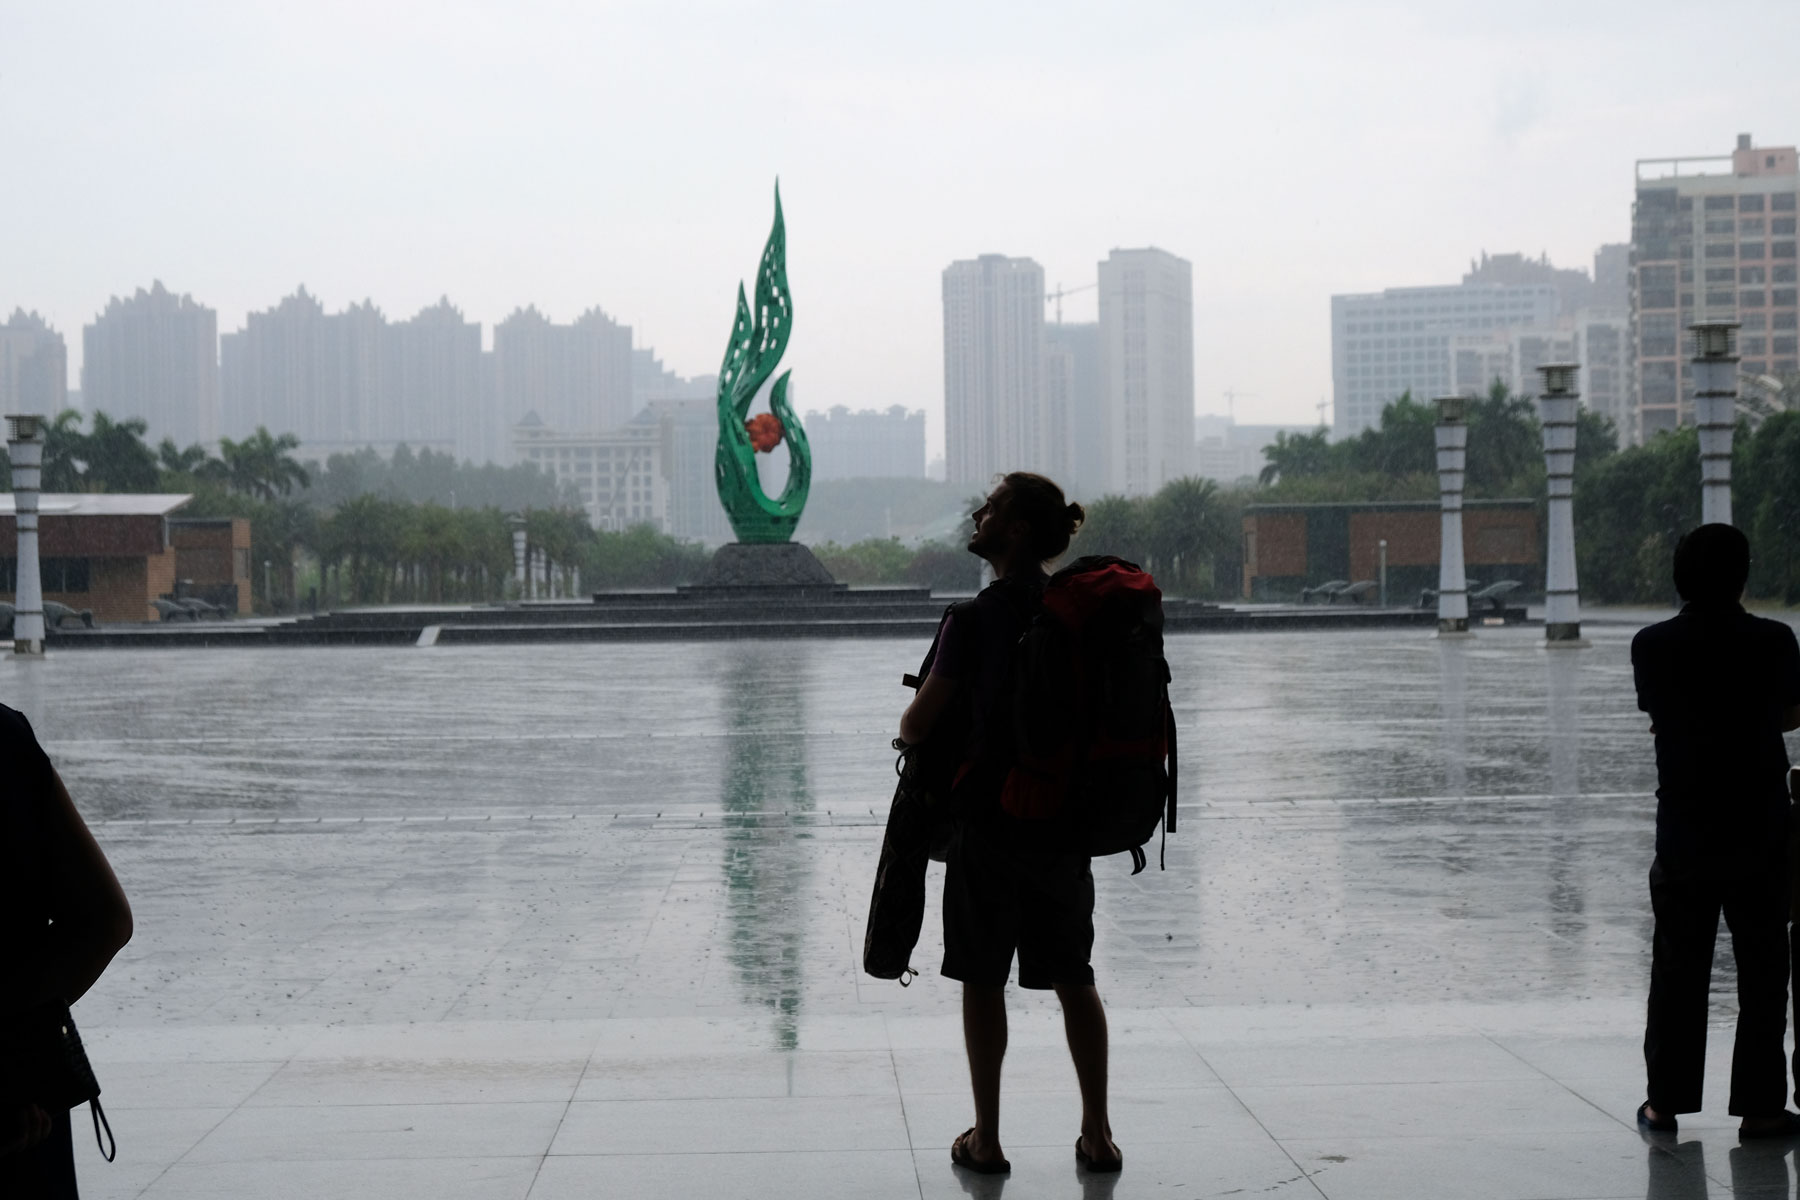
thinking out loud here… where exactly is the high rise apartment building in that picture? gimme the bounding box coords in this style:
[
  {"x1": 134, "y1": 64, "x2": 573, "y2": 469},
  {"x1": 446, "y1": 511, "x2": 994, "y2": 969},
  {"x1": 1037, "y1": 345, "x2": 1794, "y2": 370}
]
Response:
[
  {"x1": 942, "y1": 255, "x2": 1050, "y2": 487},
  {"x1": 221, "y1": 290, "x2": 482, "y2": 461},
  {"x1": 492, "y1": 306, "x2": 635, "y2": 464},
  {"x1": 805, "y1": 405, "x2": 926, "y2": 480},
  {"x1": 1099, "y1": 248, "x2": 1194, "y2": 496},
  {"x1": 1630, "y1": 133, "x2": 1800, "y2": 440},
  {"x1": 82, "y1": 281, "x2": 220, "y2": 448},
  {"x1": 0, "y1": 310, "x2": 68, "y2": 416}
]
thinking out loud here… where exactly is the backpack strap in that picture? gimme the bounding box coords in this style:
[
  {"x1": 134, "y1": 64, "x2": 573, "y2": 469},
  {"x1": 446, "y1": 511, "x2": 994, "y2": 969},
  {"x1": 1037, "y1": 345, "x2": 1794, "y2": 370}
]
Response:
[{"x1": 91, "y1": 1097, "x2": 115, "y2": 1162}]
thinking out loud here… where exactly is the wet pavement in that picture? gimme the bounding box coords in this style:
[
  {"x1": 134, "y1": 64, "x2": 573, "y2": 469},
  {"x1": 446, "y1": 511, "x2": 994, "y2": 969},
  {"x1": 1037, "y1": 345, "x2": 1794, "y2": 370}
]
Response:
[{"x1": 5, "y1": 619, "x2": 1798, "y2": 1198}]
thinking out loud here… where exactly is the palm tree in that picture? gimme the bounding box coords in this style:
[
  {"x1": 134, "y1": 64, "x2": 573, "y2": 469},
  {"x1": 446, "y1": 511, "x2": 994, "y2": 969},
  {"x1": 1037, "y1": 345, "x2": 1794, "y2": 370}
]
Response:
[{"x1": 219, "y1": 427, "x2": 311, "y2": 500}]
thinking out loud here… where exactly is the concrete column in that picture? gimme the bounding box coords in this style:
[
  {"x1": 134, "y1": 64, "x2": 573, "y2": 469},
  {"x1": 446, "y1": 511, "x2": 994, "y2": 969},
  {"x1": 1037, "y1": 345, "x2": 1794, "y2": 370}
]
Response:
[
  {"x1": 1433, "y1": 396, "x2": 1470, "y2": 637},
  {"x1": 6, "y1": 414, "x2": 46, "y2": 655},
  {"x1": 1691, "y1": 321, "x2": 1739, "y2": 527},
  {"x1": 509, "y1": 516, "x2": 527, "y2": 598},
  {"x1": 1537, "y1": 363, "x2": 1585, "y2": 647}
]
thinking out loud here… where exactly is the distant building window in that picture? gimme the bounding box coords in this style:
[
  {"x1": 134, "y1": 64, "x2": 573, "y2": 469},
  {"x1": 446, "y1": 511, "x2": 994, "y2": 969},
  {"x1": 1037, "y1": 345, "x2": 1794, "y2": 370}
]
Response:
[
  {"x1": 1741, "y1": 242, "x2": 1766, "y2": 260},
  {"x1": 1705, "y1": 218, "x2": 1736, "y2": 235},
  {"x1": 1742, "y1": 266, "x2": 1768, "y2": 283},
  {"x1": 1774, "y1": 288, "x2": 1799, "y2": 307},
  {"x1": 1742, "y1": 218, "x2": 1767, "y2": 235},
  {"x1": 1774, "y1": 193, "x2": 1798, "y2": 212},
  {"x1": 1705, "y1": 195, "x2": 1735, "y2": 211},
  {"x1": 1641, "y1": 289, "x2": 1676, "y2": 310},
  {"x1": 1705, "y1": 267, "x2": 1736, "y2": 283},
  {"x1": 1705, "y1": 290, "x2": 1736, "y2": 307},
  {"x1": 1742, "y1": 290, "x2": 1767, "y2": 308},
  {"x1": 1744, "y1": 313, "x2": 1769, "y2": 332},
  {"x1": 1774, "y1": 336, "x2": 1799, "y2": 355},
  {"x1": 1775, "y1": 242, "x2": 1798, "y2": 260},
  {"x1": 1744, "y1": 336, "x2": 1768, "y2": 355},
  {"x1": 1775, "y1": 265, "x2": 1798, "y2": 283},
  {"x1": 1775, "y1": 218, "x2": 1798, "y2": 236},
  {"x1": 1706, "y1": 243, "x2": 1737, "y2": 259},
  {"x1": 1775, "y1": 311, "x2": 1798, "y2": 331},
  {"x1": 1742, "y1": 194, "x2": 1766, "y2": 212}
]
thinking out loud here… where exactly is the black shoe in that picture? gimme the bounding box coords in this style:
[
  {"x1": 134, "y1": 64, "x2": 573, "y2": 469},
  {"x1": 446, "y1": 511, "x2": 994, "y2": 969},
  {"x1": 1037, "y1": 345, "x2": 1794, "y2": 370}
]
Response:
[
  {"x1": 1739, "y1": 1111, "x2": 1800, "y2": 1141},
  {"x1": 1638, "y1": 1102, "x2": 1678, "y2": 1134}
]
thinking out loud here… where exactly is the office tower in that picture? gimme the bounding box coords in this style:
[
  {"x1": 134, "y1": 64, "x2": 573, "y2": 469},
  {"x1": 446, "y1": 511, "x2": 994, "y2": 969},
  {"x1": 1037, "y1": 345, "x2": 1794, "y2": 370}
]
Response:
[
  {"x1": 941, "y1": 255, "x2": 1048, "y2": 487},
  {"x1": 493, "y1": 306, "x2": 634, "y2": 462},
  {"x1": 0, "y1": 310, "x2": 68, "y2": 416},
  {"x1": 1098, "y1": 247, "x2": 1194, "y2": 496},
  {"x1": 1631, "y1": 133, "x2": 1799, "y2": 441},
  {"x1": 1592, "y1": 244, "x2": 1630, "y2": 315},
  {"x1": 82, "y1": 281, "x2": 219, "y2": 448},
  {"x1": 644, "y1": 396, "x2": 731, "y2": 543},
  {"x1": 1045, "y1": 322, "x2": 1101, "y2": 498},
  {"x1": 1332, "y1": 282, "x2": 1560, "y2": 436},
  {"x1": 805, "y1": 405, "x2": 926, "y2": 480}
]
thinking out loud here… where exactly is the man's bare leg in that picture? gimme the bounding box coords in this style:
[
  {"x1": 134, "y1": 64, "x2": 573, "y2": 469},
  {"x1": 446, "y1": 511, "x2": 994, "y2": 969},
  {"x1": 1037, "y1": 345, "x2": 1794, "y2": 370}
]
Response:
[
  {"x1": 961, "y1": 983, "x2": 1009, "y2": 1165},
  {"x1": 1056, "y1": 982, "x2": 1120, "y2": 1166}
]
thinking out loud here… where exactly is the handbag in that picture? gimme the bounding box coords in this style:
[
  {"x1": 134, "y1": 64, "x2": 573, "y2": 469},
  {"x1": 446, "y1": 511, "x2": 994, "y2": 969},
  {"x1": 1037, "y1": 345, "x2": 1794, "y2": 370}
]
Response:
[{"x1": 0, "y1": 1001, "x2": 115, "y2": 1162}]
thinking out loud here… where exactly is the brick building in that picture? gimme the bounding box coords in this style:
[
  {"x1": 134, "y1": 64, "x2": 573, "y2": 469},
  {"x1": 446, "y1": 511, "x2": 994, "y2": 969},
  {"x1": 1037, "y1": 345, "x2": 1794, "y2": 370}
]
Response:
[
  {"x1": 168, "y1": 517, "x2": 253, "y2": 614},
  {"x1": 0, "y1": 494, "x2": 195, "y2": 622},
  {"x1": 1242, "y1": 499, "x2": 1540, "y2": 602}
]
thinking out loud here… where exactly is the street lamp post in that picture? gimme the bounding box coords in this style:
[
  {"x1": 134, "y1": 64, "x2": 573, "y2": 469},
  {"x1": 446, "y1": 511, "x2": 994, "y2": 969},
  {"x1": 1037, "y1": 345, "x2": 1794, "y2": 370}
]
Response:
[
  {"x1": 1433, "y1": 396, "x2": 1470, "y2": 637},
  {"x1": 1691, "y1": 321, "x2": 1740, "y2": 526},
  {"x1": 1378, "y1": 539, "x2": 1388, "y2": 608},
  {"x1": 6, "y1": 414, "x2": 46, "y2": 655},
  {"x1": 1538, "y1": 362, "x2": 1585, "y2": 647}
]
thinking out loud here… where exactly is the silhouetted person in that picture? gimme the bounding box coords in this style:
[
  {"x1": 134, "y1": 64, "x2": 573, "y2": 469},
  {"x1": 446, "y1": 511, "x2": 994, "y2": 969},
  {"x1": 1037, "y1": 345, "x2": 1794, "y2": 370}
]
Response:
[
  {"x1": 1, "y1": 704, "x2": 134, "y2": 1196},
  {"x1": 899, "y1": 472, "x2": 1120, "y2": 1176},
  {"x1": 1634, "y1": 524, "x2": 1800, "y2": 1139}
]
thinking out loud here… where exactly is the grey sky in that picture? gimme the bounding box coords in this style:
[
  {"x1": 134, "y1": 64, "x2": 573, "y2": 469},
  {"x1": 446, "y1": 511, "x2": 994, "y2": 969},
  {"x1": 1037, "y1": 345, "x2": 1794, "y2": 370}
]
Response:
[{"x1": 7, "y1": 0, "x2": 1799, "y2": 456}]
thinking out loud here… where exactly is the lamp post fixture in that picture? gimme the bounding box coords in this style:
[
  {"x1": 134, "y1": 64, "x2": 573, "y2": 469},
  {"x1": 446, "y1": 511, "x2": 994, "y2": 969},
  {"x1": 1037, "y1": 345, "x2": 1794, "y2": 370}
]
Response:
[
  {"x1": 1691, "y1": 321, "x2": 1739, "y2": 526},
  {"x1": 1433, "y1": 396, "x2": 1470, "y2": 637},
  {"x1": 6, "y1": 414, "x2": 46, "y2": 655},
  {"x1": 1538, "y1": 362, "x2": 1585, "y2": 647},
  {"x1": 1378, "y1": 538, "x2": 1388, "y2": 608}
]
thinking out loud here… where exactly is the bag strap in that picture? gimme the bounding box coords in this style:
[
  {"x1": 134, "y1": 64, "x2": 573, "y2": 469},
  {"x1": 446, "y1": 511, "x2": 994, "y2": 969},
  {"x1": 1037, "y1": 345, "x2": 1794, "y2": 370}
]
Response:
[
  {"x1": 1160, "y1": 697, "x2": 1179, "y2": 871},
  {"x1": 90, "y1": 1098, "x2": 115, "y2": 1162}
]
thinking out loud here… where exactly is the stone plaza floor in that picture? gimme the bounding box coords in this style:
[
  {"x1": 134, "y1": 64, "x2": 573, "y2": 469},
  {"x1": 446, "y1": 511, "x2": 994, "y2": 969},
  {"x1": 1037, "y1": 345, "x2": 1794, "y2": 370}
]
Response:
[{"x1": 6, "y1": 618, "x2": 1799, "y2": 1198}]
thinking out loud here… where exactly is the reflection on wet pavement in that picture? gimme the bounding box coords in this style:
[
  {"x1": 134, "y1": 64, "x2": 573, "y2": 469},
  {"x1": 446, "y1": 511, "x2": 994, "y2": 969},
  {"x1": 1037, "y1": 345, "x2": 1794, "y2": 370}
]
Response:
[{"x1": 5, "y1": 621, "x2": 1796, "y2": 1198}]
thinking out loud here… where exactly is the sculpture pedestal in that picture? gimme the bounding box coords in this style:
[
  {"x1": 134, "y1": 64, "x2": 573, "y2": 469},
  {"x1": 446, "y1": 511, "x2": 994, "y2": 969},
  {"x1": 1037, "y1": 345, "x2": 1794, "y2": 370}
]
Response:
[{"x1": 685, "y1": 542, "x2": 843, "y2": 593}]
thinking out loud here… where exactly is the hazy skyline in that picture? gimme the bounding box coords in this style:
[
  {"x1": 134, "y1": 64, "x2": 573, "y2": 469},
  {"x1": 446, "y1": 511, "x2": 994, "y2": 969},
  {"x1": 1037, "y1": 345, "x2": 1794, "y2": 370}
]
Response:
[{"x1": 7, "y1": 0, "x2": 1799, "y2": 459}]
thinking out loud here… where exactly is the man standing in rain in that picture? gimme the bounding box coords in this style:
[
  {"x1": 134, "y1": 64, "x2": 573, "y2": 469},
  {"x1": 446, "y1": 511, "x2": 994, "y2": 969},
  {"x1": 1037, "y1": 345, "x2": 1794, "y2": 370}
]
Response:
[
  {"x1": 899, "y1": 472, "x2": 1121, "y2": 1176},
  {"x1": 1635, "y1": 524, "x2": 1800, "y2": 1138}
]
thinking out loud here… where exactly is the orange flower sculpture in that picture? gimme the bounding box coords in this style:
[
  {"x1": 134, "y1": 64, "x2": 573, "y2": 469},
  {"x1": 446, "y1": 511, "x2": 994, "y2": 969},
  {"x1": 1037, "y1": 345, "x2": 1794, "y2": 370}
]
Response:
[{"x1": 745, "y1": 412, "x2": 784, "y2": 453}]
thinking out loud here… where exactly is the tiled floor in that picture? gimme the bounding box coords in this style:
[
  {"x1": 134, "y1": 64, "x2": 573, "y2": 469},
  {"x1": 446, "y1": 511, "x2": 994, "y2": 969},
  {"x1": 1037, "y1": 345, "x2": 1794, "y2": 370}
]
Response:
[
  {"x1": 71, "y1": 1005, "x2": 1777, "y2": 1199},
  {"x1": 3, "y1": 622, "x2": 1792, "y2": 1197}
]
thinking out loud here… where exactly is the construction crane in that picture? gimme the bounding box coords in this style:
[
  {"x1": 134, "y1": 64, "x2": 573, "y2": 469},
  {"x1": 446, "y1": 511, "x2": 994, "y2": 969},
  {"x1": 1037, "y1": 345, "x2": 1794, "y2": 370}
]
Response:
[
  {"x1": 1220, "y1": 389, "x2": 1260, "y2": 422},
  {"x1": 1046, "y1": 281, "x2": 1097, "y2": 324}
]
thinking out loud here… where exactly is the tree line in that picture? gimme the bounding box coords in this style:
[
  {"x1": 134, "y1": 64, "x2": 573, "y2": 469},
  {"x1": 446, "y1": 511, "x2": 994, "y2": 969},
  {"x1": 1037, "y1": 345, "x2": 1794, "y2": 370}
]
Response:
[{"x1": 1250, "y1": 381, "x2": 1800, "y2": 605}]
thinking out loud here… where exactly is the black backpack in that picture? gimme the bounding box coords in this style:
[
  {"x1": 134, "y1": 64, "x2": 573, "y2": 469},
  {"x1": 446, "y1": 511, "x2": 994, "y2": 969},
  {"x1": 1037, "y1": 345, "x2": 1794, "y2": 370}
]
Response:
[{"x1": 1001, "y1": 556, "x2": 1177, "y2": 873}]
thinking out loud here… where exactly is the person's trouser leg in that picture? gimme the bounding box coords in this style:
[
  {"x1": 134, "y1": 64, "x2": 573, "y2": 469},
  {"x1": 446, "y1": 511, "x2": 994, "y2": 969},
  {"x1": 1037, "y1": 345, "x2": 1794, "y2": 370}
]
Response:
[
  {"x1": 1645, "y1": 856, "x2": 1722, "y2": 1114},
  {"x1": 1722, "y1": 867, "x2": 1790, "y2": 1116}
]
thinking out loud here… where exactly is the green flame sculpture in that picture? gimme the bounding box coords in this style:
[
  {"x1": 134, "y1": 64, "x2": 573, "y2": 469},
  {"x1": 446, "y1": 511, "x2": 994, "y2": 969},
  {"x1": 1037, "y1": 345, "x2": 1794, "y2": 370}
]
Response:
[{"x1": 714, "y1": 184, "x2": 811, "y2": 544}]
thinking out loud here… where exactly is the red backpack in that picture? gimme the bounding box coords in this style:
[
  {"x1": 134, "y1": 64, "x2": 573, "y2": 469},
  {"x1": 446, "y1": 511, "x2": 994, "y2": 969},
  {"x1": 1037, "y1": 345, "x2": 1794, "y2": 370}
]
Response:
[{"x1": 1001, "y1": 556, "x2": 1177, "y2": 873}]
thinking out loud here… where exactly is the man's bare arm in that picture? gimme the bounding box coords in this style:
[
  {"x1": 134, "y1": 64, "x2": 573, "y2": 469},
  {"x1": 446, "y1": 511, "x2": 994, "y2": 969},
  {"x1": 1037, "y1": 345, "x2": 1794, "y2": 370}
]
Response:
[{"x1": 900, "y1": 674, "x2": 958, "y2": 746}]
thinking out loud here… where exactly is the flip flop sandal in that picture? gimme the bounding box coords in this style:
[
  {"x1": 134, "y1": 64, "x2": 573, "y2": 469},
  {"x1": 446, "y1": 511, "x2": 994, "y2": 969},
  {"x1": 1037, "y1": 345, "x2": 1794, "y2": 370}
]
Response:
[
  {"x1": 1076, "y1": 1136, "x2": 1123, "y2": 1173},
  {"x1": 952, "y1": 1128, "x2": 1011, "y2": 1175}
]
